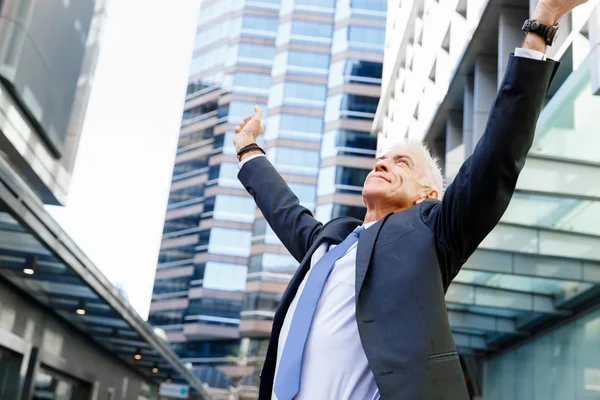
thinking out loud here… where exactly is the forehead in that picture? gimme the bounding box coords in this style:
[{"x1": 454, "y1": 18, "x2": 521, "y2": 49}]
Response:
[{"x1": 382, "y1": 147, "x2": 424, "y2": 165}]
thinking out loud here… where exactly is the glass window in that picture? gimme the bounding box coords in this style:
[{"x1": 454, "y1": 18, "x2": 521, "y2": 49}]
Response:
[
  {"x1": 194, "y1": 18, "x2": 241, "y2": 51},
  {"x1": 288, "y1": 182, "x2": 317, "y2": 207},
  {"x1": 318, "y1": 165, "x2": 370, "y2": 195},
  {"x1": 321, "y1": 129, "x2": 377, "y2": 158},
  {"x1": 242, "y1": 16, "x2": 279, "y2": 33},
  {"x1": 208, "y1": 228, "x2": 252, "y2": 256},
  {"x1": 0, "y1": 347, "x2": 21, "y2": 399},
  {"x1": 349, "y1": 26, "x2": 385, "y2": 46},
  {"x1": 237, "y1": 43, "x2": 275, "y2": 66},
  {"x1": 247, "y1": 0, "x2": 281, "y2": 9},
  {"x1": 265, "y1": 114, "x2": 323, "y2": 141},
  {"x1": 225, "y1": 72, "x2": 271, "y2": 95},
  {"x1": 190, "y1": 45, "x2": 228, "y2": 75},
  {"x1": 168, "y1": 185, "x2": 205, "y2": 206},
  {"x1": 325, "y1": 93, "x2": 379, "y2": 122},
  {"x1": 179, "y1": 128, "x2": 213, "y2": 148},
  {"x1": 197, "y1": 0, "x2": 243, "y2": 26},
  {"x1": 315, "y1": 203, "x2": 366, "y2": 222},
  {"x1": 328, "y1": 59, "x2": 383, "y2": 87},
  {"x1": 248, "y1": 253, "x2": 299, "y2": 274},
  {"x1": 220, "y1": 163, "x2": 242, "y2": 187},
  {"x1": 289, "y1": 50, "x2": 329, "y2": 69},
  {"x1": 277, "y1": 20, "x2": 333, "y2": 45},
  {"x1": 335, "y1": 0, "x2": 387, "y2": 20},
  {"x1": 292, "y1": 20, "x2": 333, "y2": 38},
  {"x1": 33, "y1": 368, "x2": 92, "y2": 400},
  {"x1": 268, "y1": 82, "x2": 326, "y2": 108},
  {"x1": 273, "y1": 51, "x2": 330, "y2": 76},
  {"x1": 187, "y1": 73, "x2": 225, "y2": 98},
  {"x1": 153, "y1": 277, "x2": 191, "y2": 295},
  {"x1": 148, "y1": 309, "x2": 185, "y2": 326},
  {"x1": 220, "y1": 101, "x2": 267, "y2": 123},
  {"x1": 317, "y1": 166, "x2": 336, "y2": 196},
  {"x1": 315, "y1": 203, "x2": 333, "y2": 222},
  {"x1": 171, "y1": 340, "x2": 239, "y2": 359},
  {"x1": 212, "y1": 195, "x2": 256, "y2": 223},
  {"x1": 213, "y1": 132, "x2": 237, "y2": 155},
  {"x1": 163, "y1": 215, "x2": 202, "y2": 235},
  {"x1": 243, "y1": 292, "x2": 282, "y2": 312},
  {"x1": 203, "y1": 261, "x2": 248, "y2": 291},
  {"x1": 266, "y1": 147, "x2": 320, "y2": 175},
  {"x1": 158, "y1": 249, "x2": 194, "y2": 264},
  {"x1": 187, "y1": 298, "x2": 243, "y2": 319},
  {"x1": 332, "y1": 26, "x2": 385, "y2": 53},
  {"x1": 182, "y1": 100, "x2": 218, "y2": 125}
]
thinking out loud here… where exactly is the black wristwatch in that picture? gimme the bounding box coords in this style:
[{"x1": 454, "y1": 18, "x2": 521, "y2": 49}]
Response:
[{"x1": 522, "y1": 19, "x2": 560, "y2": 46}]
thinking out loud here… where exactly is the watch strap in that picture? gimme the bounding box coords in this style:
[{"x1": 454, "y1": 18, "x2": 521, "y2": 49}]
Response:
[
  {"x1": 522, "y1": 19, "x2": 558, "y2": 46},
  {"x1": 237, "y1": 143, "x2": 265, "y2": 161}
]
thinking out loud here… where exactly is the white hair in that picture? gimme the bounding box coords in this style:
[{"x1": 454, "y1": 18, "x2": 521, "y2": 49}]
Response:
[{"x1": 387, "y1": 140, "x2": 445, "y2": 199}]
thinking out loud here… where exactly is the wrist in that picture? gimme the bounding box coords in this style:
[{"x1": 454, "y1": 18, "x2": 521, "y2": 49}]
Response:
[
  {"x1": 239, "y1": 149, "x2": 264, "y2": 162},
  {"x1": 234, "y1": 135, "x2": 256, "y2": 153}
]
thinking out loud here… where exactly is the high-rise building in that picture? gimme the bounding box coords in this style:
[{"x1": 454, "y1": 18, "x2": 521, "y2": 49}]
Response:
[
  {"x1": 0, "y1": 1, "x2": 208, "y2": 398},
  {"x1": 374, "y1": 0, "x2": 600, "y2": 397},
  {"x1": 149, "y1": 0, "x2": 387, "y2": 382}
]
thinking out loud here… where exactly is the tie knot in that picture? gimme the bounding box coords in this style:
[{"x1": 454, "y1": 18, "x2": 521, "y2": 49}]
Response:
[{"x1": 352, "y1": 226, "x2": 365, "y2": 237}]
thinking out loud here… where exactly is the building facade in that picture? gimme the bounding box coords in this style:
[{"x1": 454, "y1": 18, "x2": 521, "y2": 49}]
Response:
[
  {"x1": 373, "y1": 0, "x2": 600, "y2": 397},
  {"x1": 0, "y1": 1, "x2": 211, "y2": 399},
  {"x1": 148, "y1": 0, "x2": 387, "y2": 381}
]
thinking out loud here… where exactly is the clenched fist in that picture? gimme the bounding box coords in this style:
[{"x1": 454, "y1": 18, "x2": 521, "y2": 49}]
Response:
[{"x1": 233, "y1": 105, "x2": 265, "y2": 154}]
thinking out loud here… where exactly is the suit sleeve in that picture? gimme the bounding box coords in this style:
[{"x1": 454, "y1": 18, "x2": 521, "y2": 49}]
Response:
[
  {"x1": 421, "y1": 55, "x2": 560, "y2": 289},
  {"x1": 238, "y1": 156, "x2": 322, "y2": 263}
]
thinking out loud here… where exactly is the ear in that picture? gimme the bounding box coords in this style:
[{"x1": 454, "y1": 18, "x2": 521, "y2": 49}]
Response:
[{"x1": 414, "y1": 188, "x2": 439, "y2": 204}]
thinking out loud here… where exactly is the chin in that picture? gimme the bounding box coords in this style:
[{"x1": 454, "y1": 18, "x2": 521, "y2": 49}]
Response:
[{"x1": 362, "y1": 184, "x2": 385, "y2": 199}]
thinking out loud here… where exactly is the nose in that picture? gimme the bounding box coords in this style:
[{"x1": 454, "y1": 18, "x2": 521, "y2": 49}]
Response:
[{"x1": 374, "y1": 158, "x2": 389, "y2": 173}]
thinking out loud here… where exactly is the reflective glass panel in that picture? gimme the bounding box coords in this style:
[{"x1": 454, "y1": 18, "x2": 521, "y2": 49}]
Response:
[
  {"x1": 532, "y1": 57, "x2": 600, "y2": 164},
  {"x1": 266, "y1": 147, "x2": 320, "y2": 175},
  {"x1": 265, "y1": 113, "x2": 323, "y2": 141},
  {"x1": 328, "y1": 59, "x2": 383, "y2": 87},
  {"x1": 213, "y1": 195, "x2": 256, "y2": 223},
  {"x1": 208, "y1": 228, "x2": 252, "y2": 256},
  {"x1": 203, "y1": 262, "x2": 248, "y2": 291}
]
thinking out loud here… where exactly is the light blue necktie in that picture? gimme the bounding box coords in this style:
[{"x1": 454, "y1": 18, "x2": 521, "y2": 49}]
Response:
[{"x1": 273, "y1": 226, "x2": 365, "y2": 400}]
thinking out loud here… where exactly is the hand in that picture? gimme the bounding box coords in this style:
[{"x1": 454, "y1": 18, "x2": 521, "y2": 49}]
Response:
[
  {"x1": 233, "y1": 105, "x2": 265, "y2": 153},
  {"x1": 532, "y1": 0, "x2": 587, "y2": 25},
  {"x1": 522, "y1": 0, "x2": 587, "y2": 52}
]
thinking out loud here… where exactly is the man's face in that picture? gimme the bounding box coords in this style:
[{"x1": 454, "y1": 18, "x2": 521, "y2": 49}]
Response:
[{"x1": 362, "y1": 147, "x2": 435, "y2": 209}]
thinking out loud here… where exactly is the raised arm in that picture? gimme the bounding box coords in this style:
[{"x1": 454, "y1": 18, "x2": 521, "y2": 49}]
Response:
[
  {"x1": 420, "y1": 0, "x2": 582, "y2": 288},
  {"x1": 234, "y1": 107, "x2": 322, "y2": 262}
]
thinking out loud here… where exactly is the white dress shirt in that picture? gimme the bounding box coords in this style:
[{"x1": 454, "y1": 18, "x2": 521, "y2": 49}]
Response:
[{"x1": 238, "y1": 48, "x2": 545, "y2": 400}]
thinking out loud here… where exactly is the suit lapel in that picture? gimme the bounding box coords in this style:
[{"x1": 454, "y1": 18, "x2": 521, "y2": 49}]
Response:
[
  {"x1": 356, "y1": 213, "x2": 393, "y2": 298},
  {"x1": 273, "y1": 218, "x2": 361, "y2": 327}
]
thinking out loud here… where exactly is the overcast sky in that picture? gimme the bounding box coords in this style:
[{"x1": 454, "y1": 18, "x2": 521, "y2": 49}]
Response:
[{"x1": 47, "y1": 0, "x2": 201, "y2": 318}]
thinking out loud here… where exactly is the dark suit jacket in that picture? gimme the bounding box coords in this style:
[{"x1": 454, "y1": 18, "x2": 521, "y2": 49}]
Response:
[{"x1": 238, "y1": 55, "x2": 559, "y2": 399}]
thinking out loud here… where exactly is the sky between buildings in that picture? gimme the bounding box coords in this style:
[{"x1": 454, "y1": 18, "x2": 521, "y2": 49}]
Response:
[{"x1": 47, "y1": 0, "x2": 202, "y2": 318}]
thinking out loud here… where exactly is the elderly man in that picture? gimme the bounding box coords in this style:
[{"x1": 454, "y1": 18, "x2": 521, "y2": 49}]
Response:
[{"x1": 232, "y1": 0, "x2": 584, "y2": 397}]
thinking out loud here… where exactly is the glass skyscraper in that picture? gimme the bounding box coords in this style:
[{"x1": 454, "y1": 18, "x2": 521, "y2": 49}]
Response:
[{"x1": 148, "y1": 0, "x2": 387, "y2": 382}]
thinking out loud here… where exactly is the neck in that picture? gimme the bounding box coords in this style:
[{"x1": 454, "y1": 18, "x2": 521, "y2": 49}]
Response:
[{"x1": 363, "y1": 206, "x2": 402, "y2": 224}]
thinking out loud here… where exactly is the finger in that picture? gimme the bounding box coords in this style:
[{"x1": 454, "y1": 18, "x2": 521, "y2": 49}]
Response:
[
  {"x1": 234, "y1": 125, "x2": 241, "y2": 133},
  {"x1": 254, "y1": 105, "x2": 263, "y2": 120}
]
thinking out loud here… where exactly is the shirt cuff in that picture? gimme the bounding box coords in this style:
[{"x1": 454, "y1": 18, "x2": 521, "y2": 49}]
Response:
[
  {"x1": 238, "y1": 153, "x2": 266, "y2": 169},
  {"x1": 514, "y1": 47, "x2": 546, "y2": 60}
]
